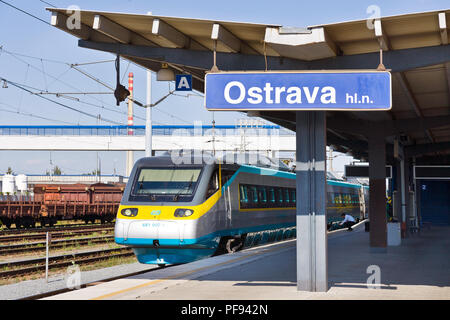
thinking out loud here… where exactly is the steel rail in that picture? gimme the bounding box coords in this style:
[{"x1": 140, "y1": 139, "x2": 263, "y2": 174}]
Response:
[
  {"x1": 0, "y1": 235, "x2": 115, "y2": 255},
  {"x1": 0, "y1": 223, "x2": 114, "y2": 236},
  {"x1": 0, "y1": 247, "x2": 133, "y2": 278},
  {"x1": 0, "y1": 227, "x2": 114, "y2": 244}
]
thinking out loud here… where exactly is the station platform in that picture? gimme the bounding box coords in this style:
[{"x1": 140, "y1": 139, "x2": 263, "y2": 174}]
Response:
[{"x1": 44, "y1": 223, "x2": 450, "y2": 300}]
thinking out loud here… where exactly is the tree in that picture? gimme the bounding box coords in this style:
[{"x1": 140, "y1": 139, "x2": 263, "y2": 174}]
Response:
[
  {"x1": 53, "y1": 166, "x2": 62, "y2": 176},
  {"x1": 6, "y1": 167, "x2": 13, "y2": 174},
  {"x1": 82, "y1": 169, "x2": 100, "y2": 176}
]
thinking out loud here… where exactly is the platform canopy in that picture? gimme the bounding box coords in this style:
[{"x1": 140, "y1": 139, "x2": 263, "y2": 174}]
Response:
[{"x1": 47, "y1": 8, "x2": 450, "y2": 162}]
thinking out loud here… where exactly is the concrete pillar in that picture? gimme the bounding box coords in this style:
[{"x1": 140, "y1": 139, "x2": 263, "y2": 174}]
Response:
[
  {"x1": 368, "y1": 133, "x2": 387, "y2": 251},
  {"x1": 403, "y1": 157, "x2": 411, "y2": 237},
  {"x1": 394, "y1": 159, "x2": 402, "y2": 221},
  {"x1": 296, "y1": 111, "x2": 328, "y2": 292},
  {"x1": 415, "y1": 174, "x2": 422, "y2": 227}
]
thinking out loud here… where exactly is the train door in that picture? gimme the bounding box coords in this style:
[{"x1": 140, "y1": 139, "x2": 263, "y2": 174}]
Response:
[
  {"x1": 358, "y1": 186, "x2": 366, "y2": 220},
  {"x1": 220, "y1": 165, "x2": 238, "y2": 229}
]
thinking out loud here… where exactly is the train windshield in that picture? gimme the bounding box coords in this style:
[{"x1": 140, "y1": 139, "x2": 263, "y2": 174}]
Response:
[{"x1": 132, "y1": 167, "x2": 202, "y2": 196}]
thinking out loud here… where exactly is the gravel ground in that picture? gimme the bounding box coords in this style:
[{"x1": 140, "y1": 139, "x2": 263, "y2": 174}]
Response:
[{"x1": 0, "y1": 262, "x2": 157, "y2": 300}]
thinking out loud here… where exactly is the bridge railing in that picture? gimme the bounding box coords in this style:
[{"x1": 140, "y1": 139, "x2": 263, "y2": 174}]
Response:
[{"x1": 0, "y1": 125, "x2": 294, "y2": 136}]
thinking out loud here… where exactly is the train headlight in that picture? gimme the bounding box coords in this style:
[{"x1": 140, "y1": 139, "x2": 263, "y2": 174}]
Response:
[
  {"x1": 174, "y1": 208, "x2": 194, "y2": 217},
  {"x1": 121, "y1": 208, "x2": 138, "y2": 217}
]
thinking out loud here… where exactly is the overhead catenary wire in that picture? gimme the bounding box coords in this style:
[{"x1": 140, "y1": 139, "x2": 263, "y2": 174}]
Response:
[
  {"x1": 0, "y1": 108, "x2": 76, "y2": 125},
  {"x1": 40, "y1": 58, "x2": 49, "y2": 91},
  {"x1": 3, "y1": 74, "x2": 129, "y2": 121},
  {"x1": 0, "y1": 47, "x2": 116, "y2": 67},
  {"x1": 0, "y1": 0, "x2": 52, "y2": 26},
  {"x1": 1, "y1": 77, "x2": 123, "y2": 125},
  {"x1": 0, "y1": 102, "x2": 77, "y2": 125},
  {"x1": 0, "y1": 49, "x2": 135, "y2": 119},
  {"x1": 17, "y1": 64, "x2": 30, "y2": 112},
  {"x1": 39, "y1": 0, "x2": 57, "y2": 8},
  {"x1": 1, "y1": 81, "x2": 162, "y2": 125},
  {"x1": 35, "y1": 92, "x2": 113, "y2": 95},
  {"x1": 0, "y1": 47, "x2": 69, "y2": 65},
  {"x1": 69, "y1": 61, "x2": 190, "y2": 123},
  {"x1": 70, "y1": 60, "x2": 116, "y2": 67},
  {"x1": 0, "y1": 47, "x2": 198, "y2": 125},
  {"x1": 0, "y1": 48, "x2": 120, "y2": 109},
  {"x1": 71, "y1": 62, "x2": 146, "y2": 108}
]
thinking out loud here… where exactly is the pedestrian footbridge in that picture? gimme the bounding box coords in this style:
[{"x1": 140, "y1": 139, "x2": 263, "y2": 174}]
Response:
[{"x1": 0, "y1": 125, "x2": 295, "y2": 152}]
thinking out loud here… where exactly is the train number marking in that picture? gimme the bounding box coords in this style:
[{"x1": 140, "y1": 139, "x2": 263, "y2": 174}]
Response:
[{"x1": 142, "y1": 222, "x2": 164, "y2": 228}]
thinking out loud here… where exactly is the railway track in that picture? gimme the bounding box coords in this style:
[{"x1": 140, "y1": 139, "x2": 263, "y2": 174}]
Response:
[
  {"x1": 0, "y1": 235, "x2": 115, "y2": 255},
  {"x1": 0, "y1": 223, "x2": 115, "y2": 236},
  {"x1": 0, "y1": 247, "x2": 134, "y2": 279},
  {"x1": 0, "y1": 227, "x2": 114, "y2": 244}
]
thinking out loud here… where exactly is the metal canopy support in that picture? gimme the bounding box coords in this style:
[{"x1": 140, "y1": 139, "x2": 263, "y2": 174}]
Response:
[
  {"x1": 211, "y1": 24, "x2": 241, "y2": 53},
  {"x1": 50, "y1": 12, "x2": 90, "y2": 40},
  {"x1": 152, "y1": 18, "x2": 189, "y2": 48},
  {"x1": 93, "y1": 15, "x2": 131, "y2": 43},
  {"x1": 394, "y1": 157, "x2": 403, "y2": 222},
  {"x1": 78, "y1": 40, "x2": 450, "y2": 73},
  {"x1": 403, "y1": 157, "x2": 412, "y2": 238},
  {"x1": 368, "y1": 133, "x2": 387, "y2": 251},
  {"x1": 296, "y1": 111, "x2": 328, "y2": 292},
  {"x1": 327, "y1": 115, "x2": 450, "y2": 137},
  {"x1": 405, "y1": 141, "x2": 450, "y2": 157}
]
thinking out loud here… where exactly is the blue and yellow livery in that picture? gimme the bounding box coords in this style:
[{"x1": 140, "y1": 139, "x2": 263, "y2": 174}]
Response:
[{"x1": 115, "y1": 153, "x2": 368, "y2": 266}]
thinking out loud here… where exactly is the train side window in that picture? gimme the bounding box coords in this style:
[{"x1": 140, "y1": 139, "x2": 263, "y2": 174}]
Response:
[
  {"x1": 250, "y1": 186, "x2": 259, "y2": 206},
  {"x1": 284, "y1": 188, "x2": 290, "y2": 203},
  {"x1": 239, "y1": 185, "x2": 248, "y2": 207},
  {"x1": 327, "y1": 192, "x2": 333, "y2": 204},
  {"x1": 268, "y1": 187, "x2": 276, "y2": 205},
  {"x1": 276, "y1": 187, "x2": 284, "y2": 204},
  {"x1": 206, "y1": 170, "x2": 219, "y2": 199},
  {"x1": 258, "y1": 186, "x2": 267, "y2": 205},
  {"x1": 290, "y1": 189, "x2": 296, "y2": 204}
]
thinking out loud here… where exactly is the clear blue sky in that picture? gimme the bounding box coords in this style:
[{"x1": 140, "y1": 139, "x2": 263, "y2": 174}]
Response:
[{"x1": 0, "y1": 0, "x2": 448, "y2": 176}]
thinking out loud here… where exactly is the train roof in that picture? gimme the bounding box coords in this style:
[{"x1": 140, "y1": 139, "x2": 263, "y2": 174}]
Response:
[
  {"x1": 138, "y1": 152, "x2": 291, "y2": 171},
  {"x1": 134, "y1": 154, "x2": 368, "y2": 189}
]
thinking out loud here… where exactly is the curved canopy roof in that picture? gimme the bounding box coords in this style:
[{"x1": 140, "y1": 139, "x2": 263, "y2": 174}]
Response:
[{"x1": 47, "y1": 8, "x2": 450, "y2": 162}]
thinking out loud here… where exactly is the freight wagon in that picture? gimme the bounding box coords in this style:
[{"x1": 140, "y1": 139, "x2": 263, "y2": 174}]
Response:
[{"x1": 0, "y1": 183, "x2": 124, "y2": 228}]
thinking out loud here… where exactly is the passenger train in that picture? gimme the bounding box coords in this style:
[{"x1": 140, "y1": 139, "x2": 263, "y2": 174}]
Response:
[{"x1": 115, "y1": 153, "x2": 368, "y2": 266}]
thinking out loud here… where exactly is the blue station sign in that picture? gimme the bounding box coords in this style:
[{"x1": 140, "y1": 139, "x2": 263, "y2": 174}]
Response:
[{"x1": 205, "y1": 71, "x2": 391, "y2": 111}]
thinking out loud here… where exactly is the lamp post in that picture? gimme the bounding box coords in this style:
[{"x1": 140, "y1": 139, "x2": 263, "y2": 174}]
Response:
[
  {"x1": 145, "y1": 70, "x2": 152, "y2": 157},
  {"x1": 145, "y1": 11, "x2": 153, "y2": 158},
  {"x1": 146, "y1": 64, "x2": 175, "y2": 157}
]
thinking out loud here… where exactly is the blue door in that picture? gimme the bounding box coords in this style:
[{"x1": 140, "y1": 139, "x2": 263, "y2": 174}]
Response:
[{"x1": 419, "y1": 180, "x2": 450, "y2": 226}]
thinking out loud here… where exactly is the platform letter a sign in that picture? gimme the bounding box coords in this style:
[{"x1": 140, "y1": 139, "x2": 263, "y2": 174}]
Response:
[
  {"x1": 175, "y1": 75, "x2": 192, "y2": 91},
  {"x1": 366, "y1": 265, "x2": 381, "y2": 289}
]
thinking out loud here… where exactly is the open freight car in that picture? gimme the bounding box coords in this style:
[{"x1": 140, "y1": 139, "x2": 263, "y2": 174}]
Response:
[{"x1": 0, "y1": 183, "x2": 124, "y2": 228}]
